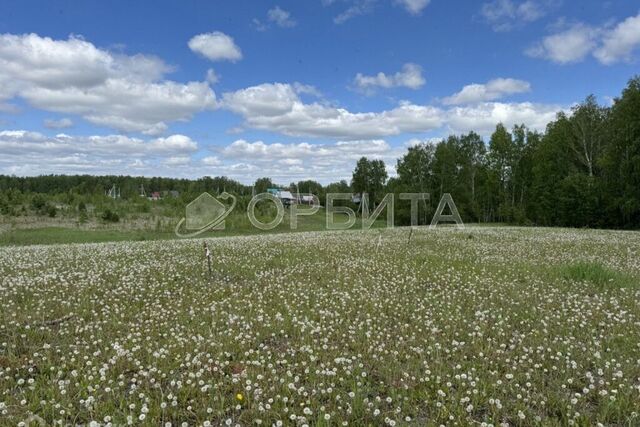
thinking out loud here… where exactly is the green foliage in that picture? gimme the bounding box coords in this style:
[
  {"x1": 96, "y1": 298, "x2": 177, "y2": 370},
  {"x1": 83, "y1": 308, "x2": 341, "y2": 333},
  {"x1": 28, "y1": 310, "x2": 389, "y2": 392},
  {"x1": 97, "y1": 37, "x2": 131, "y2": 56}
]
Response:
[
  {"x1": 101, "y1": 209, "x2": 120, "y2": 223},
  {"x1": 30, "y1": 194, "x2": 46, "y2": 212},
  {"x1": 46, "y1": 204, "x2": 57, "y2": 218},
  {"x1": 78, "y1": 210, "x2": 88, "y2": 224},
  {"x1": 253, "y1": 177, "x2": 275, "y2": 194},
  {"x1": 351, "y1": 157, "x2": 387, "y2": 205},
  {"x1": 0, "y1": 194, "x2": 10, "y2": 215}
]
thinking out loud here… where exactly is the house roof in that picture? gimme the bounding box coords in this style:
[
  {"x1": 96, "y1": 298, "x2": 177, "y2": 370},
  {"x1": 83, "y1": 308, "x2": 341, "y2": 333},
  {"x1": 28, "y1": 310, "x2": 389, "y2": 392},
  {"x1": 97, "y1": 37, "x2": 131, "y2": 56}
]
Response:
[{"x1": 277, "y1": 190, "x2": 295, "y2": 200}]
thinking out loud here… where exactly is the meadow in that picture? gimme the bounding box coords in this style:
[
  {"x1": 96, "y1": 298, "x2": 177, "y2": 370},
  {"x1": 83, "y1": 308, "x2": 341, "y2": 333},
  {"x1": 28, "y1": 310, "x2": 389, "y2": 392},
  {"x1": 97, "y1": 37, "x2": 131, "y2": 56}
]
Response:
[
  {"x1": 0, "y1": 206, "x2": 378, "y2": 247},
  {"x1": 1, "y1": 227, "x2": 640, "y2": 426}
]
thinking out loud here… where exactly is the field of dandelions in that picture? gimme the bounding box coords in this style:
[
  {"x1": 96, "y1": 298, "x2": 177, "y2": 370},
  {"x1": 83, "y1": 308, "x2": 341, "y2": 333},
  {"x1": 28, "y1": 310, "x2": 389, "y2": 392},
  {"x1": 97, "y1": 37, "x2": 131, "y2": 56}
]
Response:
[{"x1": 1, "y1": 227, "x2": 640, "y2": 427}]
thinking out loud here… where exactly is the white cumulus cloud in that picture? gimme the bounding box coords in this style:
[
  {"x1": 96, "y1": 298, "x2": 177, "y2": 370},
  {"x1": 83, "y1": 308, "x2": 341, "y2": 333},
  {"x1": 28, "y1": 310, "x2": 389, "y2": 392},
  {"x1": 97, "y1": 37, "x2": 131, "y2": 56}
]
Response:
[
  {"x1": 0, "y1": 130, "x2": 199, "y2": 176},
  {"x1": 354, "y1": 63, "x2": 425, "y2": 93},
  {"x1": 222, "y1": 139, "x2": 390, "y2": 160},
  {"x1": 443, "y1": 78, "x2": 531, "y2": 105},
  {"x1": 0, "y1": 33, "x2": 216, "y2": 134},
  {"x1": 221, "y1": 81, "x2": 564, "y2": 140},
  {"x1": 594, "y1": 13, "x2": 640, "y2": 64},
  {"x1": 527, "y1": 13, "x2": 640, "y2": 65},
  {"x1": 526, "y1": 23, "x2": 599, "y2": 64},
  {"x1": 446, "y1": 102, "x2": 563, "y2": 135},
  {"x1": 222, "y1": 83, "x2": 442, "y2": 140},
  {"x1": 215, "y1": 138, "x2": 398, "y2": 183},
  {"x1": 188, "y1": 32, "x2": 243, "y2": 62}
]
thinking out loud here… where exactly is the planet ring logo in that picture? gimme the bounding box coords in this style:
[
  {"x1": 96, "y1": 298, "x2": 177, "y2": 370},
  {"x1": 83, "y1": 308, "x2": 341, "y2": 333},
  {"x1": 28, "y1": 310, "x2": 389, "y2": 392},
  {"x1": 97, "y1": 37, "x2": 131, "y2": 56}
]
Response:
[{"x1": 174, "y1": 192, "x2": 236, "y2": 237}]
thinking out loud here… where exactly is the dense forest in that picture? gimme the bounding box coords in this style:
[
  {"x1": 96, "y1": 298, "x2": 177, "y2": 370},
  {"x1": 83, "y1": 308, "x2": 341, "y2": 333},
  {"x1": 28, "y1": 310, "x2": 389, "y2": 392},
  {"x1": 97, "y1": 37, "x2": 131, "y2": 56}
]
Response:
[
  {"x1": 386, "y1": 76, "x2": 640, "y2": 229},
  {"x1": 1, "y1": 76, "x2": 639, "y2": 229}
]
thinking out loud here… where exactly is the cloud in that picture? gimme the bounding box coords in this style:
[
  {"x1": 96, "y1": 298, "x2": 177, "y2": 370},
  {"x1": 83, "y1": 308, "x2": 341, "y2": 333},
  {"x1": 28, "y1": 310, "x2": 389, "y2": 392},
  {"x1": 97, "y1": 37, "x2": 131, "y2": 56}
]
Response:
[
  {"x1": 594, "y1": 13, "x2": 640, "y2": 64},
  {"x1": 0, "y1": 129, "x2": 397, "y2": 183},
  {"x1": 0, "y1": 98, "x2": 566, "y2": 182},
  {"x1": 222, "y1": 139, "x2": 390, "y2": 160},
  {"x1": 0, "y1": 103, "x2": 19, "y2": 113},
  {"x1": 216, "y1": 138, "x2": 399, "y2": 182},
  {"x1": 354, "y1": 63, "x2": 425, "y2": 93},
  {"x1": 44, "y1": 118, "x2": 73, "y2": 129},
  {"x1": 221, "y1": 81, "x2": 564, "y2": 140},
  {"x1": 0, "y1": 130, "x2": 200, "y2": 176},
  {"x1": 526, "y1": 23, "x2": 598, "y2": 64},
  {"x1": 188, "y1": 32, "x2": 243, "y2": 62},
  {"x1": 292, "y1": 82, "x2": 323, "y2": 97},
  {"x1": 252, "y1": 19, "x2": 269, "y2": 32},
  {"x1": 446, "y1": 102, "x2": 563, "y2": 135},
  {"x1": 395, "y1": 0, "x2": 430, "y2": 15},
  {"x1": 0, "y1": 33, "x2": 216, "y2": 134},
  {"x1": 333, "y1": 0, "x2": 376, "y2": 24},
  {"x1": 442, "y1": 78, "x2": 531, "y2": 105},
  {"x1": 206, "y1": 69, "x2": 219, "y2": 84},
  {"x1": 254, "y1": 6, "x2": 297, "y2": 31},
  {"x1": 149, "y1": 134, "x2": 198, "y2": 152},
  {"x1": 222, "y1": 83, "x2": 443, "y2": 139},
  {"x1": 22, "y1": 78, "x2": 215, "y2": 135},
  {"x1": 481, "y1": 0, "x2": 546, "y2": 32},
  {"x1": 268, "y1": 6, "x2": 297, "y2": 28},
  {"x1": 328, "y1": 0, "x2": 430, "y2": 23},
  {"x1": 0, "y1": 130, "x2": 197, "y2": 156},
  {"x1": 164, "y1": 156, "x2": 191, "y2": 166},
  {"x1": 202, "y1": 156, "x2": 222, "y2": 166},
  {"x1": 527, "y1": 13, "x2": 640, "y2": 65}
]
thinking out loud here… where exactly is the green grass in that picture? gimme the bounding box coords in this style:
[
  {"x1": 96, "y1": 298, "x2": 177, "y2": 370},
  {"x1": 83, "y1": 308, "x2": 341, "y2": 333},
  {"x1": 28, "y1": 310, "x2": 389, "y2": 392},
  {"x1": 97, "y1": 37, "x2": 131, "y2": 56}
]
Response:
[
  {"x1": 0, "y1": 208, "x2": 385, "y2": 246},
  {"x1": 0, "y1": 227, "x2": 174, "y2": 246},
  {"x1": 559, "y1": 261, "x2": 638, "y2": 290},
  {"x1": 1, "y1": 227, "x2": 640, "y2": 425}
]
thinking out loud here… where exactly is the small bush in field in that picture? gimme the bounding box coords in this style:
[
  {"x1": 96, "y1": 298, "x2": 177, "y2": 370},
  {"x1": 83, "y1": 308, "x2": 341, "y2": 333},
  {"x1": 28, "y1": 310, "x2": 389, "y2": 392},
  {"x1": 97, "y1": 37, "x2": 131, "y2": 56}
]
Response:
[
  {"x1": 101, "y1": 208, "x2": 119, "y2": 222},
  {"x1": 46, "y1": 204, "x2": 57, "y2": 218}
]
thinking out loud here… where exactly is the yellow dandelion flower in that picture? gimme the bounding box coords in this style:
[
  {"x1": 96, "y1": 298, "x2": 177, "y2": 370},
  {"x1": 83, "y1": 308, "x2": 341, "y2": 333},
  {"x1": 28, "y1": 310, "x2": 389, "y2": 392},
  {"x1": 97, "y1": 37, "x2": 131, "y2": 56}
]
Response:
[{"x1": 236, "y1": 393, "x2": 244, "y2": 401}]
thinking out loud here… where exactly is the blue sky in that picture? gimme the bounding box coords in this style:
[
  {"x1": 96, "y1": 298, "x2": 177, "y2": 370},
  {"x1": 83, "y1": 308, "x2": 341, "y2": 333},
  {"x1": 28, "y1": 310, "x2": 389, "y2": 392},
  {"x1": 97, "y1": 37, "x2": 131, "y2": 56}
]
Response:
[{"x1": 0, "y1": 0, "x2": 639, "y2": 184}]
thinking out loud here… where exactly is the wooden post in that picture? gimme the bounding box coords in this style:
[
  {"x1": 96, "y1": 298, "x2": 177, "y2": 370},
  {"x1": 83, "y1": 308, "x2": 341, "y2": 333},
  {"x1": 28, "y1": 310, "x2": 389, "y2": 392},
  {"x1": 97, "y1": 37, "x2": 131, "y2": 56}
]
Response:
[{"x1": 204, "y1": 242, "x2": 212, "y2": 277}]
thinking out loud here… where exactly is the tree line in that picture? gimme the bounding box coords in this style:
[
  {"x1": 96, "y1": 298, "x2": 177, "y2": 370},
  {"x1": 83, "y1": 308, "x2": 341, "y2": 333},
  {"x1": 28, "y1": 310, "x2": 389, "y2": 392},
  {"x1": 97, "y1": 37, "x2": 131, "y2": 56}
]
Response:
[
  {"x1": 355, "y1": 76, "x2": 640, "y2": 229},
  {"x1": 1, "y1": 76, "x2": 638, "y2": 229}
]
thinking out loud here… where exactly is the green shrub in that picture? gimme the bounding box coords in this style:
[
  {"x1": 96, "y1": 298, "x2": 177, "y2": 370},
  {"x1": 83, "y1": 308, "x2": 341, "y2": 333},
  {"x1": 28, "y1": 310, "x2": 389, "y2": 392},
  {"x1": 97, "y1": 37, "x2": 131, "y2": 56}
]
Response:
[
  {"x1": 30, "y1": 194, "x2": 46, "y2": 212},
  {"x1": 101, "y1": 209, "x2": 120, "y2": 223},
  {"x1": 46, "y1": 204, "x2": 57, "y2": 218}
]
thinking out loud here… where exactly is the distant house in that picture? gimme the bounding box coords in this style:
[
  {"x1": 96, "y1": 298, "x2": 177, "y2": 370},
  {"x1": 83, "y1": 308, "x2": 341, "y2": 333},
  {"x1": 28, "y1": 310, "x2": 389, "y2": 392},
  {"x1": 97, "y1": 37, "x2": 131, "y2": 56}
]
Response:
[
  {"x1": 266, "y1": 188, "x2": 297, "y2": 206},
  {"x1": 300, "y1": 195, "x2": 316, "y2": 205},
  {"x1": 150, "y1": 192, "x2": 161, "y2": 201},
  {"x1": 351, "y1": 193, "x2": 362, "y2": 204},
  {"x1": 276, "y1": 190, "x2": 296, "y2": 206}
]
